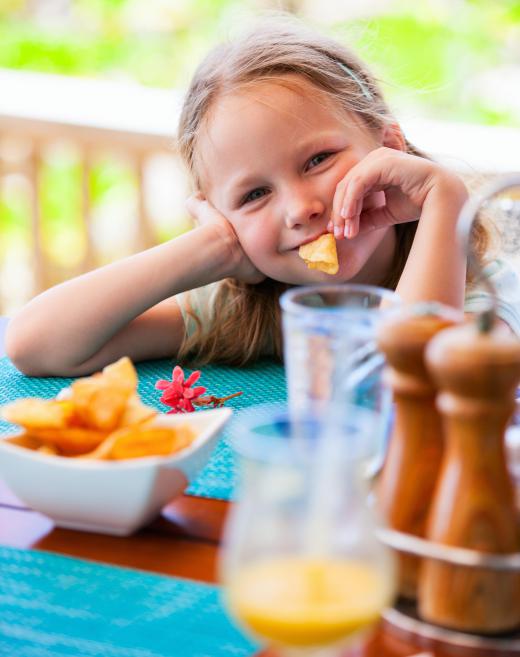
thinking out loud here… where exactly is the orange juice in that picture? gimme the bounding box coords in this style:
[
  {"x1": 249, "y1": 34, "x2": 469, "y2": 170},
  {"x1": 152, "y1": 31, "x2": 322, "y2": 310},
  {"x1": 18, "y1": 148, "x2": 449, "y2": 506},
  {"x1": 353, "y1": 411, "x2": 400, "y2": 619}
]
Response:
[{"x1": 227, "y1": 557, "x2": 391, "y2": 647}]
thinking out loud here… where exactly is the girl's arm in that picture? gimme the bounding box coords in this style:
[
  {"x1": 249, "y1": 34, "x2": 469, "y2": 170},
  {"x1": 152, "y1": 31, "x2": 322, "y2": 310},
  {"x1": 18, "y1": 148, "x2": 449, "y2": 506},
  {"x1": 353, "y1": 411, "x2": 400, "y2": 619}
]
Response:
[
  {"x1": 331, "y1": 147, "x2": 468, "y2": 308},
  {"x1": 394, "y1": 176, "x2": 467, "y2": 307},
  {"x1": 6, "y1": 222, "x2": 257, "y2": 377}
]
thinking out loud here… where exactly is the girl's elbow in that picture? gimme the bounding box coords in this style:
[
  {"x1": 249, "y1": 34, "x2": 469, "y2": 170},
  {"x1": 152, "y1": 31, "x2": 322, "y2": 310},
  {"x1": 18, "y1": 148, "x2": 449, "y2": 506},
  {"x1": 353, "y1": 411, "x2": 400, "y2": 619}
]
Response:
[
  {"x1": 4, "y1": 320, "x2": 51, "y2": 377},
  {"x1": 5, "y1": 321, "x2": 96, "y2": 377}
]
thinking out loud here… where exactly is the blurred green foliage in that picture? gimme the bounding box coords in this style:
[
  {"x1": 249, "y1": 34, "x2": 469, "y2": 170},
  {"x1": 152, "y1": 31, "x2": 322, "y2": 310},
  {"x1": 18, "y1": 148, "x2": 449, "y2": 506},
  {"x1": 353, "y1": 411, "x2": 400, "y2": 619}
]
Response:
[
  {"x1": 1, "y1": 0, "x2": 518, "y2": 120},
  {"x1": 0, "y1": 0, "x2": 241, "y2": 86},
  {"x1": 347, "y1": 1, "x2": 520, "y2": 125}
]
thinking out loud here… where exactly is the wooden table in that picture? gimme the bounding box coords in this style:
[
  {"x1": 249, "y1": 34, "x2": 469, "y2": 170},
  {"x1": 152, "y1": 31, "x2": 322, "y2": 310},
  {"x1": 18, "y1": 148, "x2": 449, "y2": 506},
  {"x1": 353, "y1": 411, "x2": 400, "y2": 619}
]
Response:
[{"x1": 0, "y1": 317, "x2": 478, "y2": 657}]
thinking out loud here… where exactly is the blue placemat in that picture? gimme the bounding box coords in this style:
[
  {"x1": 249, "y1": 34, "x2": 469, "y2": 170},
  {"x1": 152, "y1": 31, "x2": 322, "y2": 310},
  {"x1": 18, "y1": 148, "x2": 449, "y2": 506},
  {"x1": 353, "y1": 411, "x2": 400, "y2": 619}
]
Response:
[
  {"x1": 0, "y1": 357, "x2": 286, "y2": 501},
  {"x1": 0, "y1": 545, "x2": 258, "y2": 657}
]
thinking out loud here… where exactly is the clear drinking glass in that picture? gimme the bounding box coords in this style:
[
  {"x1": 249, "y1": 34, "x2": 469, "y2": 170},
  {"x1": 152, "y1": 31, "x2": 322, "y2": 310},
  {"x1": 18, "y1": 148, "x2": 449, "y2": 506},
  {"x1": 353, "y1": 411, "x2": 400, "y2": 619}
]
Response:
[
  {"x1": 221, "y1": 406, "x2": 396, "y2": 657},
  {"x1": 280, "y1": 284, "x2": 401, "y2": 473}
]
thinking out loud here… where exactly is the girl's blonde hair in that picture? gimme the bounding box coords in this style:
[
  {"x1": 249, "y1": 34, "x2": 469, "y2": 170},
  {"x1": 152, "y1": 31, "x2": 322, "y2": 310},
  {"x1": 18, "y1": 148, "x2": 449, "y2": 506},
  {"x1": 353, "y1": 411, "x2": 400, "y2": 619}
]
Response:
[{"x1": 177, "y1": 16, "x2": 489, "y2": 366}]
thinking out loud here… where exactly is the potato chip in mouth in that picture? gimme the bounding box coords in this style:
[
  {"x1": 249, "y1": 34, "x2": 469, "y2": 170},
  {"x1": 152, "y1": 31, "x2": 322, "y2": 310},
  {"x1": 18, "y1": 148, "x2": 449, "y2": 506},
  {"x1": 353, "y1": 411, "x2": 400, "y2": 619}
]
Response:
[{"x1": 298, "y1": 233, "x2": 338, "y2": 275}]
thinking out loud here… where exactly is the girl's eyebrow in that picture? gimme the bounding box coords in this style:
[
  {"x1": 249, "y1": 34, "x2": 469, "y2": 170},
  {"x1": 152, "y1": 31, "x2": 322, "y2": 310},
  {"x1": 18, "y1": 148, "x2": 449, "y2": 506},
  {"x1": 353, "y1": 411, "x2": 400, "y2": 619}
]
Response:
[
  {"x1": 226, "y1": 172, "x2": 263, "y2": 192},
  {"x1": 294, "y1": 130, "x2": 348, "y2": 154},
  {"x1": 297, "y1": 130, "x2": 346, "y2": 151}
]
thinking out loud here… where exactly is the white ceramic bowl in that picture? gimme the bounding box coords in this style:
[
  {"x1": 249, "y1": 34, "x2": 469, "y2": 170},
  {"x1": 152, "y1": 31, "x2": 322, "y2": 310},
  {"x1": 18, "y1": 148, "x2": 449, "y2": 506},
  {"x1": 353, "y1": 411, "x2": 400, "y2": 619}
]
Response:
[{"x1": 0, "y1": 407, "x2": 232, "y2": 535}]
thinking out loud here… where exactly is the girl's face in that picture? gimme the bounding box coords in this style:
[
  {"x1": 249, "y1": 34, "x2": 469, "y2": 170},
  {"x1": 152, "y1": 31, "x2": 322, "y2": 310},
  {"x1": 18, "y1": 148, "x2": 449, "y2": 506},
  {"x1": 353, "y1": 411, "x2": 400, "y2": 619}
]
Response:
[{"x1": 197, "y1": 76, "x2": 396, "y2": 285}]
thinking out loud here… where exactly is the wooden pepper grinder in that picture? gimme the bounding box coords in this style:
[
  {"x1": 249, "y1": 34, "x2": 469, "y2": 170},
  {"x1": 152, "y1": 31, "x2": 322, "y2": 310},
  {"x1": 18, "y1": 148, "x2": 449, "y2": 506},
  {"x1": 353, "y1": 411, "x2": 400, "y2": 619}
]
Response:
[
  {"x1": 419, "y1": 321, "x2": 520, "y2": 633},
  {"x1": 376, "y1": 308, "x2": 460, "y2": 599}
]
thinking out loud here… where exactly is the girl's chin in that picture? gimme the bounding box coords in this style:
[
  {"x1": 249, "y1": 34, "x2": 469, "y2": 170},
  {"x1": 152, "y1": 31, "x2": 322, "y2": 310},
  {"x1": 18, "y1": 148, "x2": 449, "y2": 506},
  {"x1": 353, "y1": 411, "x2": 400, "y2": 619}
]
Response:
[
  {"x1": 269, "y1": 269, "x2": 352, "y2": 286},
  {"x1": 262, "y1": 249, "x2": 366, "y2": 285}
]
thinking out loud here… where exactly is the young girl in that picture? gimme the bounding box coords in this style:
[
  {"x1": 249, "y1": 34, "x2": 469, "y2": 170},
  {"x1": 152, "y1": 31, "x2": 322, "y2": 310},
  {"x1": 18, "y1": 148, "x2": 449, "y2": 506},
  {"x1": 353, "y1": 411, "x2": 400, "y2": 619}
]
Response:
[{"x1": 6, "y1": 17, "x2": 520, "y2": 376}]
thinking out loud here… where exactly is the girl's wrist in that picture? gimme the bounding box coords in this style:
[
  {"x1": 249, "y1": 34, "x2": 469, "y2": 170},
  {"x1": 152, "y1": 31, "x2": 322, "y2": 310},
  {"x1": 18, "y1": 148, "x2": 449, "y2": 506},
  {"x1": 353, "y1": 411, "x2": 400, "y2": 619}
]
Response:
[
  {"x1": 183, "y1": 223, "x2": 242, "y2": 281},
  {"x1": 431, "y1": 168, "x2": 468, "y2": 200},
  {"x1": 425, "y1": 171, "x2": 469, "y2": 222}
]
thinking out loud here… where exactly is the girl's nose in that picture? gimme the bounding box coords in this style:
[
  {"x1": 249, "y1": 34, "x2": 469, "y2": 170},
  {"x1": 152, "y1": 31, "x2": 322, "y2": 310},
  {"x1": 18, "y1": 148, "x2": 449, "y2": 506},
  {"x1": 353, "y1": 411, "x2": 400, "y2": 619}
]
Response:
[{"x1": 283, "y1": 195, "x2": 325, "y2": 229}]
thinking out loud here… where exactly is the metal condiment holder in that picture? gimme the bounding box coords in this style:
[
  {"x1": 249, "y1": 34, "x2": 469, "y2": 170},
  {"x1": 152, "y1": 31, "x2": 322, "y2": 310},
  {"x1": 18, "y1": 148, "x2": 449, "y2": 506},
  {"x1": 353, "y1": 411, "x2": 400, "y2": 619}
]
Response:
[{"x1": 378, "y1": 527, "x2": 520, "y2": 654}]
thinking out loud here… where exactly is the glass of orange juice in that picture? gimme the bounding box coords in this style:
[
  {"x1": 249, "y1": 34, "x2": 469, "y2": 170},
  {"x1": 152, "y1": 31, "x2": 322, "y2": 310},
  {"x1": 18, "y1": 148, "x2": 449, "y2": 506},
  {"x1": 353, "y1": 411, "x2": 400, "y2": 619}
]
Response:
[{"x1": 221, "y1": 405, "x2": 396, "y2": 656}]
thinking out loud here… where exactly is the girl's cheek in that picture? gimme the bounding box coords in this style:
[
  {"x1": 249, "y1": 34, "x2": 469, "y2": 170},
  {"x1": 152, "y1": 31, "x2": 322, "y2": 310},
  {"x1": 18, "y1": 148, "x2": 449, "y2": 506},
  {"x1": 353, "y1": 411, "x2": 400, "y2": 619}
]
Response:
[
  {"x1": 236, "y1": 221, "x2": 271, "y2": 251},
  {"x1": 240, "y1": 224, "x2": 277, "y2": 266}
]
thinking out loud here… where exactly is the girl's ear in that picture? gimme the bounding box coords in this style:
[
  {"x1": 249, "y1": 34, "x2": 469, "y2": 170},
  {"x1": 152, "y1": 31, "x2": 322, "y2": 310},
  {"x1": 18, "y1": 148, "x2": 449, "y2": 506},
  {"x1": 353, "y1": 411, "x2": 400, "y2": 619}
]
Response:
[{"x1": 381, "y1": 122, "x2": 407, "y2": 151}]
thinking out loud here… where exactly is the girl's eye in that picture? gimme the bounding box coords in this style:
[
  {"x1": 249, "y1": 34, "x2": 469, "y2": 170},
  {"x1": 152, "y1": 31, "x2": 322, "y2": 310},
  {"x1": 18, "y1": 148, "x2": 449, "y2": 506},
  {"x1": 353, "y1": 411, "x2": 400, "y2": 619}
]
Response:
[
  {"x1": 241, "y1": 187, "x2": 269, "y2": 205},
  {"x1": 307, "y1": 152, "x2": 332, "y2": 170}
]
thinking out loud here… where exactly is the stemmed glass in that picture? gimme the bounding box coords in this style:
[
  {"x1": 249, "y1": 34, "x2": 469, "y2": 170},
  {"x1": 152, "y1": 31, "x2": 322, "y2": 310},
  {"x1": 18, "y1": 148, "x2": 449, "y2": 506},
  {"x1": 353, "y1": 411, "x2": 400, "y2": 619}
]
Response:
[{"x1": 220, "y1": 405, "x2": 396, "y2": 657}]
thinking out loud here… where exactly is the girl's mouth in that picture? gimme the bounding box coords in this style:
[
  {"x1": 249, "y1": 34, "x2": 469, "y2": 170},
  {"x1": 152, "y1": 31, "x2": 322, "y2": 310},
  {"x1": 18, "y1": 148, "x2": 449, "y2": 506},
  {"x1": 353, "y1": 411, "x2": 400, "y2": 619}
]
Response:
[{"x1": 290, "y1": 231, "x2": 331, "y2": 251}]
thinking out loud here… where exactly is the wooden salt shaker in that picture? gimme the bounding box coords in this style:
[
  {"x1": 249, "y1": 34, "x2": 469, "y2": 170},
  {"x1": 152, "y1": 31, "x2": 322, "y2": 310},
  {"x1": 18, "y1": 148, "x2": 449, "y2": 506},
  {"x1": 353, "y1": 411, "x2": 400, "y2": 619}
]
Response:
[
  {"x1": 419, "y1": 321, "x2": 520, "y2": 633},
  {"x1": 376, "y1": 310, "x2": 459, "y2": 599}
]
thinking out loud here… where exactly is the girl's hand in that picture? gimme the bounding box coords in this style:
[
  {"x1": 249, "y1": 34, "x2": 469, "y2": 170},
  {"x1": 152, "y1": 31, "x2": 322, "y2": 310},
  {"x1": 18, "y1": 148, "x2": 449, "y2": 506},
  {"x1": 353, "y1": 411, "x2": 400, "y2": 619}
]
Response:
[
  {"x1": 185, "y1": 193, "x2": 265, "y2": 284},
  {"x1": 329, "y1": 147, "x2": 468, "y2": 239}
]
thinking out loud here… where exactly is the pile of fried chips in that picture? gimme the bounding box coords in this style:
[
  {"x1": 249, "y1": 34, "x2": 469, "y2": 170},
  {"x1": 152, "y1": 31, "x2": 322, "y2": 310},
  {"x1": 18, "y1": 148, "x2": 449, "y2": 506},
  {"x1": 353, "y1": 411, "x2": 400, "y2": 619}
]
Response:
[
  {"x1": 299, "y1": 233, "x2": 339, "y2": 275},
  {"x1": 2, "y1": 357, "x2": 196, "y2": 460}
]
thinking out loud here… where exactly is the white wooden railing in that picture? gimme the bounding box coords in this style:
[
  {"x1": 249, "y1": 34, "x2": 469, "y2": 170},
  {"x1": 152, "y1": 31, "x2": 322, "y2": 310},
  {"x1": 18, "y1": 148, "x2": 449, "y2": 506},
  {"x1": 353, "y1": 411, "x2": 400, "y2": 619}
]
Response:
[
  {"x1": 0, "y1": 69, "x2": 187, "y2": 313},
  {"x1": 1, "y1": 68, "x2": 519, "y2": 313}
]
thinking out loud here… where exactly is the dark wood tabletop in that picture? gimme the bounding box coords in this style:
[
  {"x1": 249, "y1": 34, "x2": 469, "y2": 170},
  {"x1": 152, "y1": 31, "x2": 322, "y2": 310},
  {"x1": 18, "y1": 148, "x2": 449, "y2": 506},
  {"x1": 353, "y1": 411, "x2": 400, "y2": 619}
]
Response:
[{"x1": 0, "y1": 317, "x2": 481, "y2": 657}]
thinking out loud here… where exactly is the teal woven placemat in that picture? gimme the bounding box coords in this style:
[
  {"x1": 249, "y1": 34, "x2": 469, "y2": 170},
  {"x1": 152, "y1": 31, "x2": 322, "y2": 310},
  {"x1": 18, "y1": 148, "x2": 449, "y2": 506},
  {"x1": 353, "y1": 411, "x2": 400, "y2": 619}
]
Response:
[
  {"x1": 0, "y1": 357, "x2": 286, "y2": 501},
  {"x1": 0, "y1": 545, "x2": 258, "y2": 657}
]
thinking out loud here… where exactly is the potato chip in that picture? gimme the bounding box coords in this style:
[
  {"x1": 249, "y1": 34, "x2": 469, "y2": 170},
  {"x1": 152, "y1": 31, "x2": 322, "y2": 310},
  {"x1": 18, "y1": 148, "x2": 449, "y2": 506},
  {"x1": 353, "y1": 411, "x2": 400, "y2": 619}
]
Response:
[
  {"x1": 299, "y1": 233, "x2": 339, "y2": 275},
  {"x1": 69, "y1": 357, "x2": 138, "y2": 431},
  {"x1": 70, "y1": 379, "x2": 130, "y2": 431},
  {"x1": 82, "y1": 425, "x2": 196, "y2": 460},
  {"x1": 1, "y1": 356, "x2": 195, "y2": 461},
  {"x1": 118, "y1": 395, "x2": 157, "y2": 427},
  {"x1": 103, "y1": 356, "x2": 138, "y2": 393},
  {"x1": 37, "y1": 444, "x2": 60, "y2": 456},
  {"x1": 5, "y1": 432, "x2": 45, "y2": 450},
  {"x1": 28, "y1": 427, "x2": 109, "y2": 456},
  {"x1": 5, "y1": 432, "x2": 59, "y2": 455},
  {"x1": 2, "y1": 399, "x2": 76, "y2": 429}
]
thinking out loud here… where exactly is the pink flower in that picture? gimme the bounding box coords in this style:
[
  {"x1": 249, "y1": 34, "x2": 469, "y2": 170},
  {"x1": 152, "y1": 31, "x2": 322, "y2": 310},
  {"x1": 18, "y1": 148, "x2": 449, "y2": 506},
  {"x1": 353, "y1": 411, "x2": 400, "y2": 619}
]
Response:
[{"x1": 155, "y1": 366, "x2": 207, "y2": 414}]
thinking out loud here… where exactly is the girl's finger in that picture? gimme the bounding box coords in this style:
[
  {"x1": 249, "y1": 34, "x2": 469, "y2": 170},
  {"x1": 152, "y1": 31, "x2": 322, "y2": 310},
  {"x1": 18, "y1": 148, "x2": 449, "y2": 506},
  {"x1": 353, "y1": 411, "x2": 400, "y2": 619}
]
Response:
[
  {"x1": 331, "y1": 158, "x2": 380, "y2": 235},
  {"x1": 333, "y1": 148, "x2": 413, "y2": 237},
  {"x1": 347, "y1": 191, "x2": 386, "y2": 238},
  {"x1": 184, "y1": 194, "x2": 202, "y2": 220},
  {"x1": 185, "y1": 195, "x2": 220, "y2": 226},
  {"x1": 331, "y1": 179, "x2": 349, "y2": 238},
  {"x1": 345, "y1": 197, "x2": 363, "y2": 238},
  {"x1": 343, "y1": 148, "x2": 400, "y2": 209},
  {"x1": 343, "y1": 174, "x2": 371, "y2": 221},
  {"x1": 338, "y1": 151, "x2": 397, "y2": 236}
]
